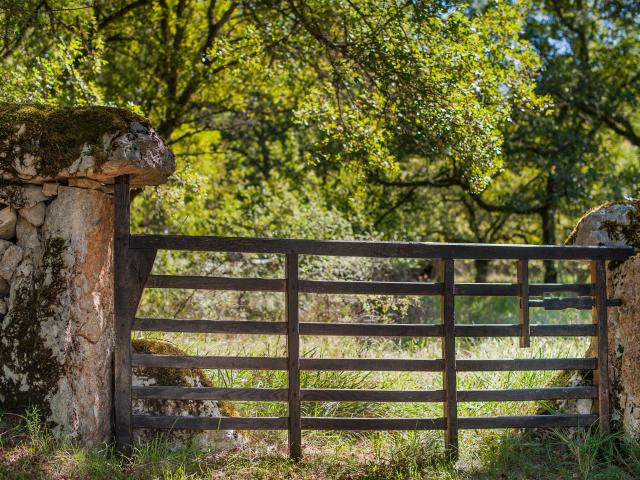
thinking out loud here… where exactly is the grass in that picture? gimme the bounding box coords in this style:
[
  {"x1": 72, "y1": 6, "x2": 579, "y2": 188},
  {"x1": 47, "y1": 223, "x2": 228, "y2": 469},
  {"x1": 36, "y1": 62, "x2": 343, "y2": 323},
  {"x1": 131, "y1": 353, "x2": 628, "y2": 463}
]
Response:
[
  {"x1": 2, "y1": 257, "x2": 636, "y2": 478},
  {"x1": 2, "y1": 408, "x2": 640, "y2": 479}
]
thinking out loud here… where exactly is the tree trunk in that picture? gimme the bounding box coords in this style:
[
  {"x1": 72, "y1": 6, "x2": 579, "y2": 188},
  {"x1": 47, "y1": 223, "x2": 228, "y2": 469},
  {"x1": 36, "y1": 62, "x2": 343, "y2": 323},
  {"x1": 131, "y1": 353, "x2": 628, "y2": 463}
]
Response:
[
  {"x1": 474, "y1": 258, "x2": 489, "y2": 283},
  {"x1": 541, "y1": 207, "x2": 558, "y2": 283}
]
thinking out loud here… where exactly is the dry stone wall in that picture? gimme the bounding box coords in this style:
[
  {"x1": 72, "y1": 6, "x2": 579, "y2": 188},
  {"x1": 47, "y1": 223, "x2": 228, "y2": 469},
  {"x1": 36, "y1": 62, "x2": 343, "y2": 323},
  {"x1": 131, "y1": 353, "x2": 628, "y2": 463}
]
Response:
[{"x1": 0, "y1": 104, "x2": 176, "y2": 446}]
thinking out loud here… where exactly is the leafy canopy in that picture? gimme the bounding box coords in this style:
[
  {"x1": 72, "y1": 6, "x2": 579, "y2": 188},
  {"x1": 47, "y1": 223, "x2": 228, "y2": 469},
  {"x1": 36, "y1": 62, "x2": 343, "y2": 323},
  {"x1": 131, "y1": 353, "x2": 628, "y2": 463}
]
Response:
[{"x1": 1, "y1": 0, "x2": 543, "y2": 191}]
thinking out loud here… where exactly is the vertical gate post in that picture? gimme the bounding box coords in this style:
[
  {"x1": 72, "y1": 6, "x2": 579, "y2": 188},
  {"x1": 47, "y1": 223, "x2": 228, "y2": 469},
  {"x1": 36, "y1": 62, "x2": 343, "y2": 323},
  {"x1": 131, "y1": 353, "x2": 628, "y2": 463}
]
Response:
[
  {"x1": 439, "y1": 259, "x2": 458, "y2": 458},
  {"x1": 591, "y1": 260, "x2": 610, "y2": 434},
  {"x1": 517, "y1": 260, "x2": 530, "y2": 348},
  {"x1": 286, "y1": 253, "x2": 302, "y2": 459},
  {"x1": 114, "y1": 175, "x2": 132, "y2": 452}
]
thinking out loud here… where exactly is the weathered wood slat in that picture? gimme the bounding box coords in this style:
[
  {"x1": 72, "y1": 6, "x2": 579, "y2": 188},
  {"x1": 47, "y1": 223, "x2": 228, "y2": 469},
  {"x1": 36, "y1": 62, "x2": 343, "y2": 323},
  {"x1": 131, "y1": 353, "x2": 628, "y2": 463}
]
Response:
[
  {"x1": 299, "y1": 358, "x2": 444, "y2": 372},
  {"x1": 518, "y1": 260, "x2": 530, "y2": 348},
  {"x1": 457, "y1": 358, "x2": 597, "y2": 372},
  {"x1": 529, "y1": 297, "x2": 622, "y2": 310},
  {"x1": 146, "y1": 275, "x2": 285, "y2": 292},
  {"x1": 129, "y1": 234, "x2": 633, "y2": 260},
  {"x1": 114, "y1": 176, "x2": 158, "y2": 454},
  {"x1": 113, "y1": 175, "x2": 132, "y2": 453},
  {"x1": 301, "y1": 417, "x2": 446, "y2": 430},
  {"x1": 592, "y1": 260, "x2": 610, "y2": 434},
  {"x1": 300, "y1": 322, "x2": 443, "y2": 337},
  {"x1": 132, "y1": 318, "x2": 287, "y2": 334},
  {"x1": 132, "y1": 319, "x2": 597, "y2": 337},
  {"x1": 131, "y1": 354, "x2": 288, "y2": 370},
  {"x1": 457, "y1": 386, "x2": 597, "y2": 402},
  {"x1": 301, "y1": 389, "x2": 445, "y2": 402},
  {"x1": 458, "y1": 414, "x2": 598, "y2": 429},
  {"x1": 299, "y1": 280, "x2": 441, "y2": 295},
  {"x1": 456, "y1": 283, "x2": 593, "y2": 296},
  {"x1": 132, "y1": 386, "x2": 288, "y2": 401},
  {"x1": 132, "y1": 415, "x2": 289, "y2": 430},
  {"x1": 440, "y1": 258, "x2": 458, "y2": 457},
  {"x1": 529, "y1": 283, "x2": 593, "y2": 295},
  {"x1": 286, "y1": 253, "x2": 302, "y2": 459},
  {"x1": 454, "y1": 324, "x2": 597, "y2": 337}
]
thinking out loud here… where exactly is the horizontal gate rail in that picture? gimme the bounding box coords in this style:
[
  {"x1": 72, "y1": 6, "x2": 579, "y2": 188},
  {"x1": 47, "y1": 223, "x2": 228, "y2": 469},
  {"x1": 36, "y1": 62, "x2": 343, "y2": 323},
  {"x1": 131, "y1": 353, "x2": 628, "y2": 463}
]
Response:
[
  {"x1": 454, "y1": 324, "x2": 596, "y2": 337},
  {"x1": 132, "y1": 354, "x2": 288, "y2": 370},
  {"x1": 132, "y1": 319, "x2": 597, "y2": 337},
  {"x1": 456, "y1": 358, "x2": 597, "y2": 371},
  {"x1": 131, "y1": 413, "x2": 598, "y2": 431},
  {"x1": 133, "y1": 416, "x2": 289, "y2": 430},
  {"x1": 132, "y1": 386, "x2": 289, "y2": 401},
  {"x1": 456, "y1": 386, "x2": 597, "y2": 402},
  {"x1": 129, "y1": 234, "x2": 633, "y2": 260},
  {"x1": 132, "y1": 386, "x2": 597, "y2": 402},
  {"x1": 457, "y1": 414, "x2": 597, "y2": 429},
  {"x1": 132, "y1": 355, "x2": 595, "y2": 372},
  {"x1": 133, "y1": 318, "x2": 288, "y2": 334},
  {"x1": 114, "y1": 175, "x2": 635, "y2": 460},
  {"x1": 299, "y1": 358, "x2": 444, "y2": 371}
]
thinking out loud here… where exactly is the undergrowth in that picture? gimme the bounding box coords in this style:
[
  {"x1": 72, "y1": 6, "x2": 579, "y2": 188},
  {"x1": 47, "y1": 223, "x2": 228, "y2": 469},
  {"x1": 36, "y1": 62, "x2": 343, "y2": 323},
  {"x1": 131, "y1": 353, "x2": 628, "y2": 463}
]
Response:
[{"x1": 2, "y1": 407, "x2": 640, "y2": 479}]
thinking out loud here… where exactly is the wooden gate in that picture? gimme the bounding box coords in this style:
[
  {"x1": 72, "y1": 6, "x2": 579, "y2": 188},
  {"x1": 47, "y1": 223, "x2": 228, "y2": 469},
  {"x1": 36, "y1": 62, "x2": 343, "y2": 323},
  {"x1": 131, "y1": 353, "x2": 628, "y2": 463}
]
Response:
[{"x1": 113, "y1": 175, "x2": 634, "y2": 459}]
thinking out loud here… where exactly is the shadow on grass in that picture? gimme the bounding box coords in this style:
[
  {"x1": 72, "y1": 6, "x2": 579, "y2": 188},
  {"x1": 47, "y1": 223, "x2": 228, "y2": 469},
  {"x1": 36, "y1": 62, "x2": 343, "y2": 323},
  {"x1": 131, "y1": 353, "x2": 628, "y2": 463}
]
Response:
[{"x1": 468, "y1": 428, "x2": 640, "y2": 480}]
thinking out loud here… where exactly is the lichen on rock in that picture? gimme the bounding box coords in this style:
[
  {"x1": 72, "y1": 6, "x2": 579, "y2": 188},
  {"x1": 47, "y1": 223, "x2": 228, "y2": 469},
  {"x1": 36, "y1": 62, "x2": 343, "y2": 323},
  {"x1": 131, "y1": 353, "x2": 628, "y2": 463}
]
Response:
[
  {"x1": 565, "y1": 201, "x2": 640, "y2": 247},
  {"x1": 0, "y1": 236, "x2": 67, "y2": 416}
]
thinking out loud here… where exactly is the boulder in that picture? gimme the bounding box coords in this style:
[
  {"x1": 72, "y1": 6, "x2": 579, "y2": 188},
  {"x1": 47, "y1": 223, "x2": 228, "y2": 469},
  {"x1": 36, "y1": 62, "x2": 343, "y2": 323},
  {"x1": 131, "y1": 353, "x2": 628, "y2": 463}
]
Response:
[
  {"x1": 0, "y1": 207, "x2": 16, "y2": 239},
  {"x1": 42, "y1": 182, "x2": 59, "y2": 197},
  {"x1": 18, "y1": 202, "x2": 46, "y2": 227},
  {"x1": 0, "y1": 187, "x2": 115, "y2": 445},
  {"x1": 0, "y1": 244, "x2": 23, "y2": 281},
  {"x1": 567, "y1": 200, "x2": 640, "y2": 434},
  {"x1": 0, "y1": 104, "x2": 175, "y2": 187},
  {"x1": 16, "y1": 217, "x2": 40, "y2": 254},
  {"x1": 132, "y1": 339, "x2": 242, "y2": 451}
]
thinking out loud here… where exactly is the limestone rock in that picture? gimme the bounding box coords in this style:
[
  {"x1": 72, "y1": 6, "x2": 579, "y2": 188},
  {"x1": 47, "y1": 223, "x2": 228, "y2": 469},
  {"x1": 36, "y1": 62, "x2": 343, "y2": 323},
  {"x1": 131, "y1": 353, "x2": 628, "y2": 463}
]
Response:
[
  {"x1": 16, "y1": 217, "x2": 40, "y2": 253},
  {"x1": 0, "y1": 239, "x2": 13, "y2": 257},
  {"x1": 0, "y1": 207, "x2": 16, "y2": 239},
  {"x1": 68, "y1": 178, "x2": 102, "y2": 190},
  {"x1": 0, "y1": 185, "x2": 48, "y2": 209},
  {"x1": 132, "y1": 339, "x2": 242, "y2": 451},
  {"x1": 19, "y1": 201, "x2": 46, "y2": 227},
  {"x1": 567, "y1": 201, "x2": 639, "y2": 247},
  {"x1": 0, "y1": 244, "x2": 23, "y2": 281},
  {"x1": 0, "y1": 187, "x2": 114, "y2": 446},
  {"x1": 0, "y1": 277, "x2": 10, "y2": 296},
  {"x1": 568, "y1": 201, "x2": 640, "y2": 435},
  {"x1": 42, "y1": 183, "x2": 59, "y2": 197},
  {"x1": 0, "y1": 104, "x2": 176, "y2": 187}
]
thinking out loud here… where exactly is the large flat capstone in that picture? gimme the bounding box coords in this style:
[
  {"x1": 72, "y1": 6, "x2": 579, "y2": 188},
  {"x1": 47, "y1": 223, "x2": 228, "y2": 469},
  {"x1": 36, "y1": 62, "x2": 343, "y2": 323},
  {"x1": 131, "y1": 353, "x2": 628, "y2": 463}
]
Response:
[{"x1": 0, "y1": 104, "x2": 175, "y2": 187}]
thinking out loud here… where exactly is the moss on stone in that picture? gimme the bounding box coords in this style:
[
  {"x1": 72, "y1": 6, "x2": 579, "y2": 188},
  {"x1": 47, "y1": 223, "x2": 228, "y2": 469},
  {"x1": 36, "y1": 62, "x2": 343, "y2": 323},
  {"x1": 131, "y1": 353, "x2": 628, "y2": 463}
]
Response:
[
  {"x1": 132, "y1": 339, "x2": 240, "y2": 416},
  {"x1": 0, "y1": 237, "x2": 67, "y2": 416},
  {"x1": 218, "y1": 400, "x2": 240, "y2": 417},
  {"x1": 131, "y1": 338, "x2": 240, "y2": 417},
  {"x1": 0, "y1": 103, "x2": 148, "y2": 178},
  {"x1": 132, "y1": 338, "x2": 215, "y2": 388}
]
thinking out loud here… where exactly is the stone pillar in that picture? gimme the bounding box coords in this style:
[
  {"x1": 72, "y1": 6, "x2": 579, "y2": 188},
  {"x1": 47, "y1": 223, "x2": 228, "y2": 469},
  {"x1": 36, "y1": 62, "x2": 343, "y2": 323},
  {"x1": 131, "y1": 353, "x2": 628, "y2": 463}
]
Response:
[
  {"x1": 0, "y1": 105, "x2": 175, "y2": 445},
  {"x1": 568, "y1": 202, "x2": 640, "y2": 435}
]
